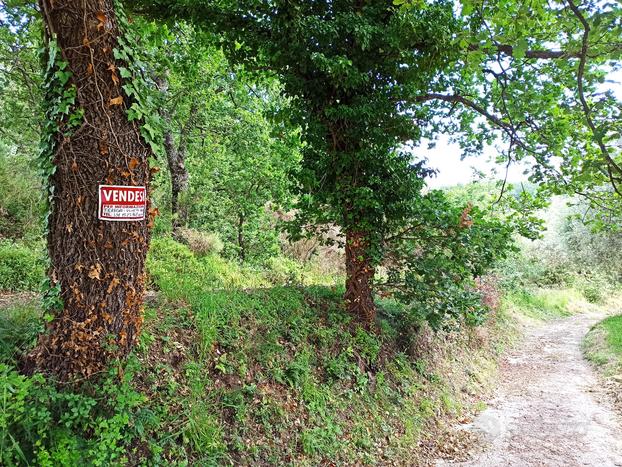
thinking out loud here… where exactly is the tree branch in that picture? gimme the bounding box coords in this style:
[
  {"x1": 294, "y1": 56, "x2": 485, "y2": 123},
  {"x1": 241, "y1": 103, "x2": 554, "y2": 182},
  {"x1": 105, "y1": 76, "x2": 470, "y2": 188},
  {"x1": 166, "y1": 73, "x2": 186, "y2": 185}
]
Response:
[{"x1": 566, "y1": 0, "x2": 622, "y2": 196}]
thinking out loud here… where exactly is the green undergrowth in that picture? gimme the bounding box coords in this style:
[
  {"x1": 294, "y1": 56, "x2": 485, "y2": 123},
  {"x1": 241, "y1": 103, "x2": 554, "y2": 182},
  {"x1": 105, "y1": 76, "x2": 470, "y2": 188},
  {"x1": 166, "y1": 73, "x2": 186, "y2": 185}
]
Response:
[
  {"x1": 147, "y1": 236, "x2": 341, "y2": 291},
  {"x1": 583, "y1": 314, "x2": 622, "y2": 376},
  {"x1": 0, "y1": 237, "x2": 506, "y2": 465},
  {"x1": 0, "y1": 240, "x2": 45, "y2": 292},
  {"x1": 501, "y1": 287, "x2": 588, "y2": 321}
]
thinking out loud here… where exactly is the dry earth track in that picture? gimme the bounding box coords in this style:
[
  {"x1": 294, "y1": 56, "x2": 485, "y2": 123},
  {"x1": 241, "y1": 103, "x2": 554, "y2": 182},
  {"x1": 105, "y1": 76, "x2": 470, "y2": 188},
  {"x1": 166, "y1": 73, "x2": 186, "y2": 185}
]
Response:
[{"x1": 438, "y1": 311, "x2": 622, "y2": 467}]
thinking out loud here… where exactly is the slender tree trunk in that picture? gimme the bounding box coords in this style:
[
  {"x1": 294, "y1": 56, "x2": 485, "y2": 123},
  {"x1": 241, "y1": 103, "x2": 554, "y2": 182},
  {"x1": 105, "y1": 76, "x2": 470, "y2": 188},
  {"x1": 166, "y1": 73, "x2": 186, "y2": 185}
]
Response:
[
  {"x1": 155, "y1": 76, "x2": 191, "y2": 232},
  {"x1": 26, "y1": 0, "x2": 152, "y2": 380},
  {"x1": 163, "y1": 127, "x2": 189, "y2": 230},
  {"x1": 344, "y1": 230, "x2": 376, "y2": 326}
]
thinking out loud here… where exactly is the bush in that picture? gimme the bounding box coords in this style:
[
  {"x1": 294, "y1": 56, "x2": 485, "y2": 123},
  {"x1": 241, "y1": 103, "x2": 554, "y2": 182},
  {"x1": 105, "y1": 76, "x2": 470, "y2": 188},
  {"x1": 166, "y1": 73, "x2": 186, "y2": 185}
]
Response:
[
  {"x1": 147, "y1": 236, "x2": 269, "y2": 295},
  {"x1": 0, "y1": 149, "x2": 43, "y2": 241},
  {"x1": 264, "y1": 256, "x2": 303, "y2": 285},
  {"x1": 578, "y1": 274, "x2": 610, "y2": 304},
  {"x1": 0, "y1": 362, "x2": 146, "y2": 466},
  {"x1": 495, "y1": 251, "x2": 573, "y2": 290},
  {"x1": 177, "y1": 228, "x2": 224, "y2": 257},
  {"x1": 0, "y1": 241, "x2": 45, "y2": 291}
]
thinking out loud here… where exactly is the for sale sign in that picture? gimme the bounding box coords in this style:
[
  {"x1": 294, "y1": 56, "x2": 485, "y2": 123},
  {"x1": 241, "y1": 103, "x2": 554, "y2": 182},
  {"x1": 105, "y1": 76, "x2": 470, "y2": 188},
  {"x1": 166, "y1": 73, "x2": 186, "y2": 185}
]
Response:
[{"x1": 98, "y1": 185, "x2": 146, "y2": 221}]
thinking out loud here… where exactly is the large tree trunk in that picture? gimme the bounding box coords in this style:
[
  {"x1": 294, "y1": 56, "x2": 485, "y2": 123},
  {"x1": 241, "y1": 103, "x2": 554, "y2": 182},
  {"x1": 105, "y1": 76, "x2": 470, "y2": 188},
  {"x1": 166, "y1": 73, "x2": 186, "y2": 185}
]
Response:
[
  {"x1": 344, "y1": 230, "x2": 376, "y2": 326},
  {"x1": 26, "y1": 0, "x2": 152, "y2": 380}
]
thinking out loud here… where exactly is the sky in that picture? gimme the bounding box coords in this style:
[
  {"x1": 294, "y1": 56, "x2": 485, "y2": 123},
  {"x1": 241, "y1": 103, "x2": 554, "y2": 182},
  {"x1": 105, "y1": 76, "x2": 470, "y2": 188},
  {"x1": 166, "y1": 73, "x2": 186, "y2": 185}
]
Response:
[
  {"x1": 421, "y1": 69, "x2": 622, "y2": 189},
  {"x1": 420, "y1": 137, "x2": 529, "y2": 189}
]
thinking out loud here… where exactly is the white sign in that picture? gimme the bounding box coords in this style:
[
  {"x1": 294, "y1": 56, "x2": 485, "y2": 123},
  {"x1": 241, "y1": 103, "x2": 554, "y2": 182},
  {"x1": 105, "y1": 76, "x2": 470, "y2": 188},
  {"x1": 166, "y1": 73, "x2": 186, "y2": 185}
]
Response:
[{"x1": 98, "y1": 185, "x2": 146, "y2": 221}]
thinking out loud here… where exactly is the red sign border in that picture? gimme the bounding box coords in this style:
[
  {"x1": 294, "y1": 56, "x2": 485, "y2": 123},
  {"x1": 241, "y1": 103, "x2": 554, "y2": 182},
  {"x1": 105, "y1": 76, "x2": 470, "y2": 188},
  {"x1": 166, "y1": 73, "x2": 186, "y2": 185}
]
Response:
[{"x1": 98, "y1": 185, "x2": 146, "y2": 222}]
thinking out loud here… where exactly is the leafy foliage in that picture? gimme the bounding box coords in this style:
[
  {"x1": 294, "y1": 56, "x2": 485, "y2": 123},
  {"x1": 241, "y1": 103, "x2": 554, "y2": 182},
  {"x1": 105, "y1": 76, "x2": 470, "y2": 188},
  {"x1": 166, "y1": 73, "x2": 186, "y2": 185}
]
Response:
[
  {"x1": 130, "y1": 0, "x2": 518, "y2": 325},
  {"x1": 0, "y1": 362, "x2": 146, "y2": 466},
  {"x1": 0, "y1": 240, "x2": 44, "y2": 292},
  {"x1": 382, "y1": 190, "x2": 514, "y2": 327}
]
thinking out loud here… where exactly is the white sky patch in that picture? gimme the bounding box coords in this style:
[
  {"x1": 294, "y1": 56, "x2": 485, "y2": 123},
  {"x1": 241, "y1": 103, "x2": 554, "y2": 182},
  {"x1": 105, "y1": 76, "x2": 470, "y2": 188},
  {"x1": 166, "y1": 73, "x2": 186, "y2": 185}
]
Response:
[
  {"x1": 418, "y1": 136, "x2": 530, "y2": 189},
  {"x1": 420, "y1": 69, "x2": 622, "y2": 189}
]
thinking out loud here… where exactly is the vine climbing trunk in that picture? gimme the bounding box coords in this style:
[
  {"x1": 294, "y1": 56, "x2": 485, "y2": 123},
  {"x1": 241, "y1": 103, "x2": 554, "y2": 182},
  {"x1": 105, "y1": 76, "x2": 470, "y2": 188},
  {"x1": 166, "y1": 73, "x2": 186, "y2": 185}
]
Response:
[
  {"x1": 344, "y1": 230, "x2": 376, "y2": 327},
  {"x1": 26, "y1": 0, "x2": 153, "y2": 380}
]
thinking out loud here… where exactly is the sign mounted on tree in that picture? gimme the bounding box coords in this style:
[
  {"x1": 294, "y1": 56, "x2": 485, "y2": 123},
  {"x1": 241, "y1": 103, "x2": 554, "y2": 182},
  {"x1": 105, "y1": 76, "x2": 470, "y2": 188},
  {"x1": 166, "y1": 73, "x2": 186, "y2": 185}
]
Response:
[{"x1": 98, "y1": 185, "x2": 146, "y2": 221}]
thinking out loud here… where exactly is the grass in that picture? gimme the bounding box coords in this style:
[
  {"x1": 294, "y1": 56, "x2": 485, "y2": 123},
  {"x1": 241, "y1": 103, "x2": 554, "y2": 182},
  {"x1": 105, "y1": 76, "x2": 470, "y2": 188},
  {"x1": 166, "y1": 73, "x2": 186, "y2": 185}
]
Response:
[
  {"x1": 584, "y1": 315, "x2": 622, "y2": 376},
  {"x1": 501, "y1": 287, "x2": 586, "y2": 321},
  {"x1": 0, "y1": 296, "x2": 42, "y2": 364},
  {"x1": 0, "y1": 237, "x2": 508, "y2": 465},
  {"x1": 603, "y1": 315, "x2": 622, "y2": 356}
]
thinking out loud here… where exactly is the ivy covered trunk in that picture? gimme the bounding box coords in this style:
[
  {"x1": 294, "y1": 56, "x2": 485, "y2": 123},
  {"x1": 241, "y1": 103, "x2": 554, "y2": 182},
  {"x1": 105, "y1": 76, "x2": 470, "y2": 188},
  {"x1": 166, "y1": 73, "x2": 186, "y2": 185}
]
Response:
[
  {"x1": 26, "y1": 0, "x2": 152, "y2": 380},
  {"x1": 344, "y1": 230, "x2": 376, "y2": 326}
]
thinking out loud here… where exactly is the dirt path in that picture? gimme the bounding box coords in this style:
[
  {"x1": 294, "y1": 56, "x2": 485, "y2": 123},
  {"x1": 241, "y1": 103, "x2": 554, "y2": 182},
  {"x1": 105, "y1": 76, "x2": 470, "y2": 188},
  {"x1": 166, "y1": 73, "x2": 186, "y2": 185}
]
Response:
[{"x1": 439, "y1": 311, "x2": 622, "y2": 467}]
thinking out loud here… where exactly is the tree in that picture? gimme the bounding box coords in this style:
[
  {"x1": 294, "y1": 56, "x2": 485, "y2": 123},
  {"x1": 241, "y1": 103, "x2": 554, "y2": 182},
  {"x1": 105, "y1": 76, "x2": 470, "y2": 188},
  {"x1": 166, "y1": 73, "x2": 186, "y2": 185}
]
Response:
[
  {"x1": 0, "y1": 5, "x2": 44, "y2": 240},
  {"x1": 184, "y1": 75, "x2": 301, "y2": 262},
  {"x1": 25, "y1": 0, "x2": 155, "y2": 380},
  {"x1": 136, "y1": 21, "x2": 301, "y2": 259},
  {"x1": 414, "y1": 0, "x2": 622, "y2": 228},
  {"x1": 131, "y1": 0, "x2": 460, "y2": 325}
]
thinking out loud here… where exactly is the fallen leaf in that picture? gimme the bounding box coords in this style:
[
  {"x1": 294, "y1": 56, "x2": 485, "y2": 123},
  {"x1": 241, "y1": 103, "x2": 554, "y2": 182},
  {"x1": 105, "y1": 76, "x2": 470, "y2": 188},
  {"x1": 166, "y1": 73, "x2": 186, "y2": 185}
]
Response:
[
  {"x1": 88, "y1": 263, "x2": 102, "y2": 280},
  {"x1": 107, "y1": 277, "x2": 120, "y2": 293},
  {"x1": 109, "y1": 96, "x2": 123, "y2": 106},
  {"x1": 107, "y1": 63, "x2": 119, "y2": 85},
  {"x1": 128, "y1": 157, "x2": 139, "y2": 170},
  {"x1": 96, "y1": 11, "x2": 106, "y2": 31}
]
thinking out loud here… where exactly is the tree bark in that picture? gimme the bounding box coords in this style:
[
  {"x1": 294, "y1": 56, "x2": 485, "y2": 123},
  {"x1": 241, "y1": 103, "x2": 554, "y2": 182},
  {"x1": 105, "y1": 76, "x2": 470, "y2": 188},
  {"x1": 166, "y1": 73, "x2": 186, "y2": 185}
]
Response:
[
  {"x1": 163, "y1": 126, "x2": 189, "y2": 230},
  {"x1": 344, "y1": 230, "x2": 376, "y2": 326},
  {"x1": 155, "y1": 76, "x2": 191, "y2": 232},
  {"x1": 26, "y1": 0, "x2": 152, "y2": 380}
]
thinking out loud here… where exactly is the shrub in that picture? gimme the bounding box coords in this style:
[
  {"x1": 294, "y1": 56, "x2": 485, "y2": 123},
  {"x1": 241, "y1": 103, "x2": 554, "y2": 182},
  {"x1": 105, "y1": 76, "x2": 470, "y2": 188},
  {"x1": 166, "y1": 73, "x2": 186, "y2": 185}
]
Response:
[
  {"x1": 177, "y1": 228, "x2": 224, "y2": 257},
  {"x1": 474, "y1": 275, "x2": 501, "y2": 313},
  {"x1": 264, "y1": 256, "x2": 303, "y2": 285},
  {"x1": 0, "y1": 241, "x2": 45, "y2": 292},
  {"x1": 578, "y1": 274, "x2": 610, "y2": 304},
  {"x1": 0, "y1": 362, "x2": 145, "y2": 466},
  {"x1": 582, "y1": 283, "x2": 603, "y2": 304},
  {"x1": 0, "y1": 149, "x2": 43, "y2": 241},
  {"x1": 147, "y1": 236, "x2": 269, "y2": 295},
  {"x1": 146, "y1": 236, "x2": 204, "y2": 296}
]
